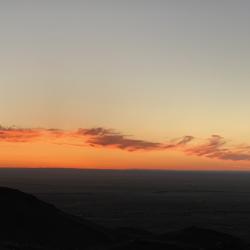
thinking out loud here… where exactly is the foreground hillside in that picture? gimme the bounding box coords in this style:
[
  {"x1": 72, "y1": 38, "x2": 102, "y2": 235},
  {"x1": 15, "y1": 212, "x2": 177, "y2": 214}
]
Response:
[
  {"x1": 0, "y1": 187, "x2": 111, "y2": 249},
  {"x1": 0, "y1": 187, "x2": 247, "y2": 250}
]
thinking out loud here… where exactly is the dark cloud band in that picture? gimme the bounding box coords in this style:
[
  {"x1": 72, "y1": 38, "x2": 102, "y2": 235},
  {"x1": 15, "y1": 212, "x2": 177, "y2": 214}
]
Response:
[{"x1": 1, "y1": 125, "x2": 250, "y2": 162}]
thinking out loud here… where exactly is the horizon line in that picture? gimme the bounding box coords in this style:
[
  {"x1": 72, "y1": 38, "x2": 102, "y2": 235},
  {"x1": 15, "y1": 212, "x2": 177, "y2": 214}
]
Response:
[{"x1": 0, "y1": 167, "x2": 249, "y2": 173}]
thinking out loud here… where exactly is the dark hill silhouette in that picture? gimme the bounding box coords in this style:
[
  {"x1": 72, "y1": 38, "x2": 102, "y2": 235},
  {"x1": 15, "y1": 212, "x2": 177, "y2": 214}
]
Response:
[
  {"x1": 0, "y1": 187, "x2": 247, "y2": 250},
  {"x1": 0, "y1": 187, "x2": 112, "y2": 249}
]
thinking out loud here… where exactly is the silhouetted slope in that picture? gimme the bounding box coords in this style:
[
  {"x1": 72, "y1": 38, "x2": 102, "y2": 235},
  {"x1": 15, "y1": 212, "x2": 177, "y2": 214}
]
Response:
[{"x1": 0, "y1": 187, "x2": 111, "y2": 249}]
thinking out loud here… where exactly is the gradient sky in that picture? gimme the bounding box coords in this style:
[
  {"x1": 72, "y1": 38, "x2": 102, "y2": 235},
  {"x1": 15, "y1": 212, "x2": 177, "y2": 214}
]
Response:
[{"x1": 1, "y1": 1, "x2": 250, "y2": 169}]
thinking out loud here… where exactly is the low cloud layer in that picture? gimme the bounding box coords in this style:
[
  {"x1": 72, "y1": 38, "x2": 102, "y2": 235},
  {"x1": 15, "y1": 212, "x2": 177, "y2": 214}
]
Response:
[
  {"x1": 78, "y1": 127, "x2": 162, "y2": 151},
  {"x1": 0, "y1": 126, "x2": 65, "y2": 143},
  {"x1": 78, "y1": 128, "x2": 193, "y2": 151},
  {"x1": 1, "y1": 125, "x2": 250, "y2": 162},
  {"x1": 187, "y1": 135, "x2": 250, "y2": 161},
  {"x1": 0, "y1": 126, "x2": 41, "y2": 142}
]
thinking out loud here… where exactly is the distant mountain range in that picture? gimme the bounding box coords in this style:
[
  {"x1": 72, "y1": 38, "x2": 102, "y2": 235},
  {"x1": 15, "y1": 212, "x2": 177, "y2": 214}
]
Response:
[{"x1": 0, "y1": 187, "x2": 247, "y2": 250}]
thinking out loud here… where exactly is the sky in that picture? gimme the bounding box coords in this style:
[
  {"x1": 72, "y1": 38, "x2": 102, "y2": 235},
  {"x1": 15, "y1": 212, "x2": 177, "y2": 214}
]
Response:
[{"x1": 1, "y1": 1, "x2": 250, "y2": 170}]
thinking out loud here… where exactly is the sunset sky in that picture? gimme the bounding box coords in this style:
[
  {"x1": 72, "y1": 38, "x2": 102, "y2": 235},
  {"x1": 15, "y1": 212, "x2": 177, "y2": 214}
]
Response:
[{"x1": 1, "y1": 1, "x2": 250, "y2": 170}]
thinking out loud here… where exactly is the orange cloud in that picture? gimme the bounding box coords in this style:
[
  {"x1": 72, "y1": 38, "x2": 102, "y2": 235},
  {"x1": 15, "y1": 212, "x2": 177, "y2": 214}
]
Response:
[
  {"x1": 77, "y1": 128, "x2": 194, "y2": 151},
  {"x1": 1, "y1": 125, "x2": 250, "y2": 162},
  {"x1": 0, "y1": 126, "x2": 67, "y2": 143},
  {"x1": 186, "y1": 135, "x2": 250, "y2": 161},
  {"x1": 0, "y1": 126, "x2": 41, "y2": 142},
  {"x1": 78, "y1": 127, "x2": 163, "y2": 151}
]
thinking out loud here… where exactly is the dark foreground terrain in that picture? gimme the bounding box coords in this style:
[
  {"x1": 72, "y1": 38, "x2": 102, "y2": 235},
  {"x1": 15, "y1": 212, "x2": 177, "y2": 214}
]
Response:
[
  {"x1": 0, "y1": 186, "x2": 248, "y2": 250},
  {"x1": 2, "y1": 169, "x2": 250, "y2": 239}
]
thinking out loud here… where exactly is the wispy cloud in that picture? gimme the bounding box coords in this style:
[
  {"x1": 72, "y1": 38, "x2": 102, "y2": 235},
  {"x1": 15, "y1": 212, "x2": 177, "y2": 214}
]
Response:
[
  {"x1": 186, "y1": 135, "x2": 250, "y2": 161},
  {"x1": 164, "y1": 135, "x2": 194, "y2": 149},
  {"x1": 78, "y1": 128, "x2": 194, "y2": 151},
  {"x1": 1, "y1": 125, "x2": 250, "y2": 162},
  {"x1": 0, "y1": 126, "x2": 65, "y2": 143},
  {"x1": 187, "y1": 135, "x2": 226, "y2": 156},
  {"x1": 78, "y1": 127, "x2": 163, "y2": 151},
  {"x1": 0, "y1": 126, "x2": 41, "y2": 142}
]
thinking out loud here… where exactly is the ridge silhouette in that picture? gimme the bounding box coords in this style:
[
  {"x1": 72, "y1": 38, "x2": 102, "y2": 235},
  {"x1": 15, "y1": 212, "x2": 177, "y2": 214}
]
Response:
[{"x1": 0, "y1": 187, "x2": 111, "y2": 249}]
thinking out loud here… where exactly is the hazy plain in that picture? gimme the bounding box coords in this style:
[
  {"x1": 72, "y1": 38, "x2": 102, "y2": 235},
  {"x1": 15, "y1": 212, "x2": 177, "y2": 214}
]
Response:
[{"x1": 1, "y1": 168, "x2": 250, "y2": 240}]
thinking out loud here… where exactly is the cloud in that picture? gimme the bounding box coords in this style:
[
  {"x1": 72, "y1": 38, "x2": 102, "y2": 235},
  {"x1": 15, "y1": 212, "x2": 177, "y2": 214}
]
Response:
[
  {"x1": 216, "y1": 152, "x2": 250, "y2": 161},
  {"x1": 186, "y1": 135, "x2": 250, "y2": 161},
  {"x1": 0, "y1": 126, "x2": 42, "y2": 142},
  {"x1": 177, "y1": 135, "x2": 195, "y2": 145},
  {"x1": 1, "y1": 124, "x2": 250, "y2": 162},
  {"x1": 78, "y1": 127, "x2": 163, "y2": 151},
  {"x1": 78, "y1": 127, "x2": 194, "y2": 151},
  {"x1": 164, "y1": 135, "x2": 195, "y2": 149},
  {"x1": 187, "y1": 135, "x2": 226, "y2": 156},
  {"x1": 0, "y1": 125, "x2": 66, "y2": 143},
  {"x1": 78, "y1": 127, "x2": 114, "y2": 136},
  {"x1": 80, "y1": 130, "x2": 250, "y2": 161}
]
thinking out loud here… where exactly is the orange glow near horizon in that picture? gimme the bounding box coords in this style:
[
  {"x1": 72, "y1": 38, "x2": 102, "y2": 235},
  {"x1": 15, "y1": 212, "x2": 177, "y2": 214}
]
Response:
[{"x1": 0, "y1": 126, "x2": 250, "y2": 170}]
